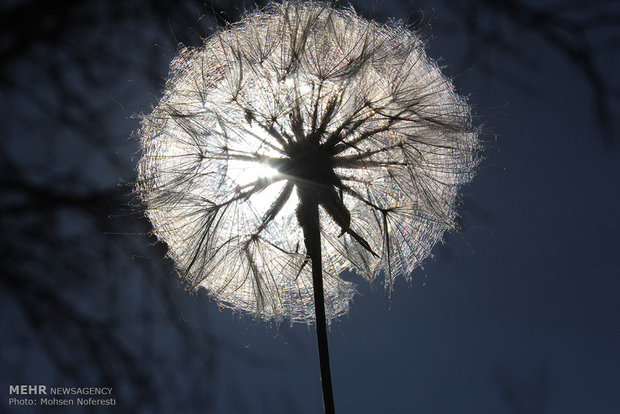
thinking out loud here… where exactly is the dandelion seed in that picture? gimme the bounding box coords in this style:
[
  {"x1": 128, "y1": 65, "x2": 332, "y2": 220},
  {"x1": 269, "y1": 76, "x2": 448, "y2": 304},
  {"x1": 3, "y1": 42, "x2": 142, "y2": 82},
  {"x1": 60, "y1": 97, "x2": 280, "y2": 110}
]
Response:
[
  {"x1": 137, "y1": 0, "x2": 478, "y2": 323},
  {"x1": 137, "y1": 3, "x2": 478, "y2": 410}
]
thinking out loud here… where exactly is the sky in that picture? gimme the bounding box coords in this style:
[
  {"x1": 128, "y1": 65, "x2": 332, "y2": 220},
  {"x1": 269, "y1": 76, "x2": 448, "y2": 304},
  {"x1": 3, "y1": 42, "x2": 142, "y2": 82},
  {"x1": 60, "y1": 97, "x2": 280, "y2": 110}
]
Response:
[
  {"x1": 1, "y1": 0, "x2": 619, "y2": 413},
  {"x1": 202, "y1": 1, "x2": 620, "y2": 412}
]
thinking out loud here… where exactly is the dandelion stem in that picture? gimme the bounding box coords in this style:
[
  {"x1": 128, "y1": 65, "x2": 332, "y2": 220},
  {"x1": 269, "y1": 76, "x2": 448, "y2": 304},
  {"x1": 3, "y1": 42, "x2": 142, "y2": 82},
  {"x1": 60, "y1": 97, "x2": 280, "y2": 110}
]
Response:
[{"x1": 299, "y1": 191, "x2": 335, "y2": 414}]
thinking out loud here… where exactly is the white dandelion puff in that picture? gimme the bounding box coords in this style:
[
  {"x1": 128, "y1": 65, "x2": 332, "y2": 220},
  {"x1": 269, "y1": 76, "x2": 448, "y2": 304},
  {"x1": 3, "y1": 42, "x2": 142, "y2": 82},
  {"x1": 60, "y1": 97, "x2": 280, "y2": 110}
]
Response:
[
  {"x1": 136, "y1": 1, "x2": 479, "y2": 324},
  {"x1": 137, "y1": 2, "x2": 479, "y2": 410}
]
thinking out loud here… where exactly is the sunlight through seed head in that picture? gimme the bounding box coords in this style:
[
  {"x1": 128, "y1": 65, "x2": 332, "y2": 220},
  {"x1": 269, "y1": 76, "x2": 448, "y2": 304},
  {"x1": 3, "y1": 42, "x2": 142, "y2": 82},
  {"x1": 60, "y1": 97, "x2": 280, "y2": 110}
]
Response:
[{"x1": 136, "y1": 1, "x2": 480, "y2": 323}]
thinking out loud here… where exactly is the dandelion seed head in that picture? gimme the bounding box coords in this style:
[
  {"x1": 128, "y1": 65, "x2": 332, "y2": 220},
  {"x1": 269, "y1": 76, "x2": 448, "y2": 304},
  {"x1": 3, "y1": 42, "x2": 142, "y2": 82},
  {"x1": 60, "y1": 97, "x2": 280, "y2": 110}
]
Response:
[{"x1": 137, "y1": 1, "x2": 479, "y2": 323}]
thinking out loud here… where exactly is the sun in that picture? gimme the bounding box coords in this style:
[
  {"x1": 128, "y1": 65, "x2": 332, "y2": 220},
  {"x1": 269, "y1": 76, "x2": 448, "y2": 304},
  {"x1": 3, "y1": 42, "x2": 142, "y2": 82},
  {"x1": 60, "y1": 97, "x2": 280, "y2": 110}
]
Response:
[{"x1": 226, "y1": 154, "x2": 291, "y2": 214}]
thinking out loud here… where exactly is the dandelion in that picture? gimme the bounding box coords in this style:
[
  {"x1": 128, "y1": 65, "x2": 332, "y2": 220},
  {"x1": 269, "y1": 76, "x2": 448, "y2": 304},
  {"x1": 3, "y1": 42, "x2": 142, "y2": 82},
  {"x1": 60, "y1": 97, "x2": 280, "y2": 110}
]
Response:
[{"x1": 136, "y1": 1, "x2": 478, "y2": 412}]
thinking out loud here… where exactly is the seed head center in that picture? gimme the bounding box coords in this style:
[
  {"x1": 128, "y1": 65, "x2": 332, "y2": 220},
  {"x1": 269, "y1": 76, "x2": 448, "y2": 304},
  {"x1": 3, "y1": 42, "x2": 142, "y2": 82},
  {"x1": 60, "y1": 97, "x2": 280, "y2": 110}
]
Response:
[{"x1": 282, "y1": 139, "x2": 338, "y2": 190}]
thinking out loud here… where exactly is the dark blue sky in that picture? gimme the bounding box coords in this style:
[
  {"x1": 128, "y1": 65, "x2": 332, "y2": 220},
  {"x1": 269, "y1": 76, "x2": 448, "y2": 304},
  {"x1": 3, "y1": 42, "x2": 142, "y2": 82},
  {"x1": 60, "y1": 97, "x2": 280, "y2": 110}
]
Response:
[
  {"x1": 1, "y1": 0, "x2": 619, "y2": 413},
  {"x1": 203, "y1": 1, "x2": 620, "y2": 412}
]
